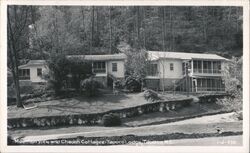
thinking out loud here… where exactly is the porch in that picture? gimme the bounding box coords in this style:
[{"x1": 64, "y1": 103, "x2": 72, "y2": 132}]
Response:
[{"x1": 191, "y1": 77, "x2": 225, "y2": 93}]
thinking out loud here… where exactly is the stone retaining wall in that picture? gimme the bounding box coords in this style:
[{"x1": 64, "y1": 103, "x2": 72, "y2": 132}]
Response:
[
  {"x1": 197, "y1": 94, "x2": 229, "y2": 103},
  {"x1": 8, "y1": 98, "x2": 192, "y2": 129}
]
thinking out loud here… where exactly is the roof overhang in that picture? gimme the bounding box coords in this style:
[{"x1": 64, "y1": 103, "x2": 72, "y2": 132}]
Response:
[{"x1": 67, "y1": 53, "x2": 127, "y2": 61}]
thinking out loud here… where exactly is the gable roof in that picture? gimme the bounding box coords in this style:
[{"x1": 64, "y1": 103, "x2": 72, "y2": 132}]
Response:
[
  {"x1": 67, "y1": 53, "x2": 126, "y2": 61},
  {"x1": 19, "y1": 60, "x2": 46, "y2": 69},
  {"x1": 147, "y1": 51, "x2": 228, "y2": 61}
]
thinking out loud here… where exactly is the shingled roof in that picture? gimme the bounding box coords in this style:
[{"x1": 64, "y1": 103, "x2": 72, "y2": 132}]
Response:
[
  {"x1": 19, "y1": 60, "x2": 46, "y2": 69},
  {"x1": 147, "y1": 51, "x2": 228, "y2": 61}
]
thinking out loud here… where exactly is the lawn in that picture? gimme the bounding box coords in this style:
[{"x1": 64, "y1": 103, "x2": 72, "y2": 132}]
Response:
[
  {"x1": 8, "y1": 92, "x2": 191, "y2": 119},
  {"x1": 8, "y1": 93, "x2": 142, "y2": 118}
]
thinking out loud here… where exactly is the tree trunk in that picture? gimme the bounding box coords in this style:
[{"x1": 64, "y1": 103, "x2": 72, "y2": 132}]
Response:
[
  {"x1": 8, "y1": 45, "x2": 22, "y2": 107},
  {"x1": 7, "y1": 7, "x2": 22, "y2": 107},
  {"x1": 109, "y1": 6, "x2": 112, "y2": 54},
  {"x1": 142, "y1": 7, "x2": 146, "y2": 49},
  {"x1": 202, "y1": 7, "x2": 208, "y2": 48},
  {"x1": 96, "y1": 7, "x2": 100, "y2": 47},
  {"x1": 136, "y1": 6, "x2": 140, "y2": 49},
  {"x1": 169, "y1": 7, "x2": 173, "y2": 51},
  {"x1": 90, "y1": 6, "x2": 95, "y2": 55},
  {"x1": 162, "y1": 7, "x2": 166, "y2": 51}
]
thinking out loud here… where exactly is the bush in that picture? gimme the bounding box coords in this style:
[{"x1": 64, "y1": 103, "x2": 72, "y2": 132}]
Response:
[
  {"x1": 143, "y1": 89, "x2": 161, "y2": 102},
  {"x1": 7, "y1": 135, "x2": 15, "y2": 145},
  {"x1": 113, "y1": 80, "x2": 123, "y2": 89},
  {"x1": 124, "y1": 76, "x2": 142, "y2": 92},
  {"x1": 236, "y1": 111, "x2": 243, "y2": 120},
  {"x1": 102, "y1": 113, "x2": 121, "y2": 127},
  {"x1": 81, "y1": 78, "x2": 102, "y2": 97}
]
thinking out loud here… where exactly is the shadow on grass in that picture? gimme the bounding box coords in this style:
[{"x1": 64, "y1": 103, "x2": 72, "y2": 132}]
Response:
[
  {"x1": 74, "y1": 94, "x2": 130, "y2": 104},
  {"x1": 36, "y1": 94, "x2": 130, "y2": 115}
]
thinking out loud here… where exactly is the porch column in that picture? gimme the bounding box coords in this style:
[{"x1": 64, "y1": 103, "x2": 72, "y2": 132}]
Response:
[
  {"x1": 200, "y1": 78, "x2": 203, "y2": 92},
  {"x1": 191, "y1": 60, "x2": 193, "y2": 75},
  {"x1": 91, "y1": 62, "x2": 94, "y2": 73},
  {"x1": 105, "y1": 61, "x2": 108, "y2": 75},
  {"x1": 211, "y1": 61, "x2": 213, "y2": 74},
  {"x1": 201, "y1": 60, "x2": 203, "y2": 74}
]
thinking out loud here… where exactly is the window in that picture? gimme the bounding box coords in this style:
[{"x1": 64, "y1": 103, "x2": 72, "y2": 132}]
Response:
[
  {"x1": 37, "y1": 68, "x2": 42, "y2": 76},
  {"x1": 170, "y1": 63, "x2": 174, "y2": 71},
  {"x1": 218, "y1": 61, "x2": 221, "y2": 72},
  {"x1": 93, "y1": 61, "x2": 106, "y2": 73},
  {"x1": 207, "y1": 61, "x2": 212, "y2": 73},
  {"x1": 18, "y1": 69, "x2": 30, "y2": 80},
  {"x1": 193, "y1": 60, "x2": 198, "y2": 73},
  {"x1": 203, "y1": 61, "x2": 208, "y2": 73},
  {"x1": 213, "y1": 61, "x2": 221, "y2": 73},
  {"x1": 112, "y1": 63, "x2": 117, "y2": 72},
  {"x1": 147, "y1": 63, "x2": 158, "y2": 76}
]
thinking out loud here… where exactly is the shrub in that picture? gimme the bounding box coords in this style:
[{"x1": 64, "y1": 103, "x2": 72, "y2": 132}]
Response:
[
  {"x1": 216, "y1": 89, "x2": 242, "y2": 112},
  {"x1": 236, "y1": 111, "x2": 243, "y2": 120},
  {"x1": 7, "y1": 135, "x2": 15, "y2": 145},
  {"x1": 81, "y1": 78, "x2": 102, "y2": 97},
  {"x1": 113, "y1": 80, "x2": 123, "y2": 89},
  {"x1": 102, "y1": 113, "x2": 121, "y2": 127},
  {"x1": 143, "y1": 89, "x2": 160, "y2": 102},
  {"x1": 124, "y1": 76, "x2": 143, "y2": 92}
]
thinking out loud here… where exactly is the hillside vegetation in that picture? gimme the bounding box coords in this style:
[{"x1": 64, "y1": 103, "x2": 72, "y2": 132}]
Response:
[{"x1": 10, "y1": 6, "x2": 243, "y2": 61}]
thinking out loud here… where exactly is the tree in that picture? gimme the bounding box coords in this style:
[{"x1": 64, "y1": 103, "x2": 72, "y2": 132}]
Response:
[
  {"x1": 123, "y1": 46, "x2": 148, "y2": 91},
  {"x1": 136, "y1": 6, "x2": 141, "y2": 48},
  {"x1": 109, "y1": 6, "x2": 112, "y2": 54},
  {"x1": 46, "y1": 54, "x2": 70, "y2": 95},
  {"x1": 68, "y1": 60, "x2": 93, "y2": 91},
  {"x1": 161, "y1": 7, "x2": 166, "y2": 51},
  {"x1": 30, "y1": 6, "x2": 242, "y2": 57},
  {"x1": 219, "y1": 56, "x2": 243, "y2": 112},
  {"x1": 90, "y1": 6, "x2": 95, "y2": 54},
  {"x1": 7, "y1": 6, "x2": 32, "y2": 107},
  {"x1": 222, "y1": 56, "x2": 242, "y2": 94}
]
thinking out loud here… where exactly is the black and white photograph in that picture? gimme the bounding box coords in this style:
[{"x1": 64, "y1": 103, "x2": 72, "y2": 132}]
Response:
[{"x1": 0, "y1": 0, "x2": 249, "y2": 153}]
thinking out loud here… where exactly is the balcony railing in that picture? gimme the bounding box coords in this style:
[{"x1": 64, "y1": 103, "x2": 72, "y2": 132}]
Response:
[
  {"x1": 195, "y1": 87, "x2": 225, "y2": 92},
  {"x1": 193, "y1": 69, "x2": 221, "y2": 74}
]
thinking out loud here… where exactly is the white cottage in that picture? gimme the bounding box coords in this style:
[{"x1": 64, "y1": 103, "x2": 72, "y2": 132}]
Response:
[
  {"x1": 145, "y1": 51, "x2": 228, "y2": 92},
  {"x1": 18, "y1": 60, "x2": 48, "y2": 83},
  {"x1": 67, "y1": 53, "x2": 126, "y2": 87}
]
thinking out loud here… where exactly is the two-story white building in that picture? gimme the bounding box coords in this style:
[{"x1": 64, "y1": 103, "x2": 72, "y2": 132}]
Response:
[{"x1": 145, "y1": 51, "x2": 228, "y2": 93}]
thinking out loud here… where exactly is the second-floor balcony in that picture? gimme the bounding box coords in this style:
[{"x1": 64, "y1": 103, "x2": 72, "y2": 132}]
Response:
[
  {"x1": 192, "y1": 60, "x2": 222, "y2": 76},
  {"x1": 193, "y1": 69, "x2": 221, "y2": 74}
]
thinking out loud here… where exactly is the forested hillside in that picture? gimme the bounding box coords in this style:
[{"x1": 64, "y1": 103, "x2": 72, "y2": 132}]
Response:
[{"x1": 9, "y1": 6, "x2": 243, "y2": 61}]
